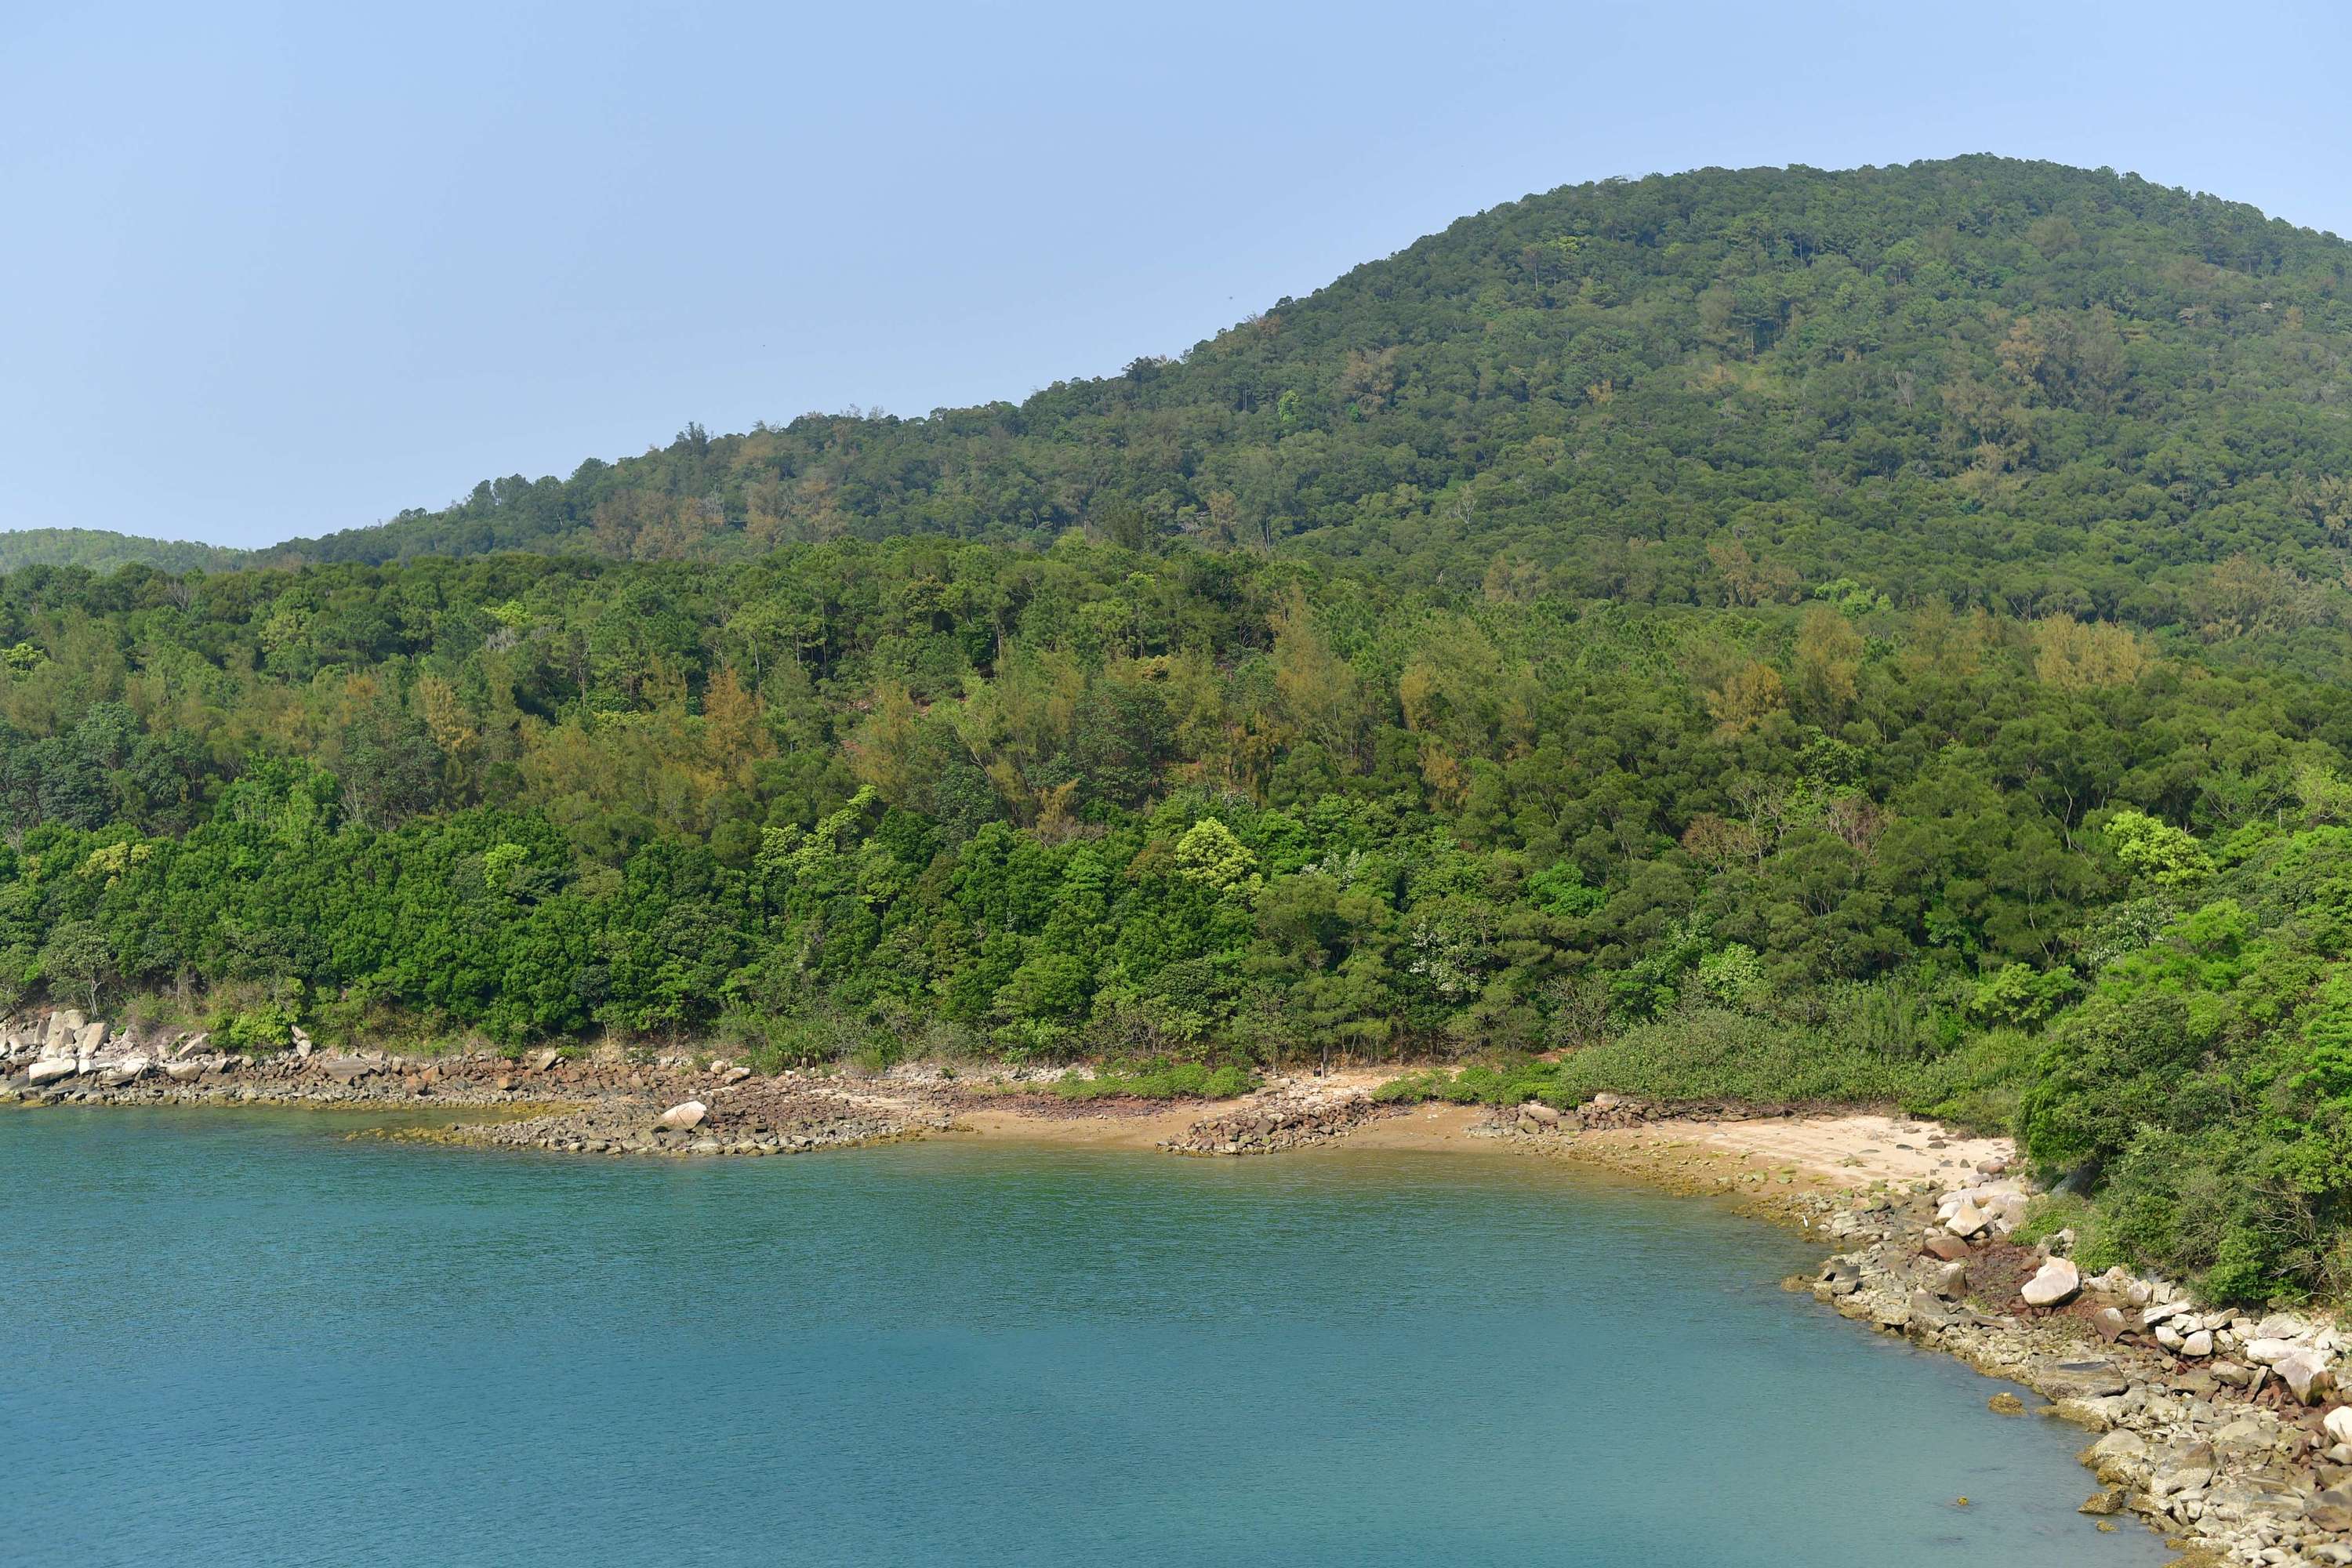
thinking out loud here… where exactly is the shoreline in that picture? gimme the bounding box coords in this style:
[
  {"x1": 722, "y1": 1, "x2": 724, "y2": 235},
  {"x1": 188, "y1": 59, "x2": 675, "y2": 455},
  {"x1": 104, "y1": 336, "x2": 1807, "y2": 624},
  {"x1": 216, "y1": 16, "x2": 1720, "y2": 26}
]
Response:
[{"x1": 7, "y1": 1036, "x2": 2344, "y2": 1563}]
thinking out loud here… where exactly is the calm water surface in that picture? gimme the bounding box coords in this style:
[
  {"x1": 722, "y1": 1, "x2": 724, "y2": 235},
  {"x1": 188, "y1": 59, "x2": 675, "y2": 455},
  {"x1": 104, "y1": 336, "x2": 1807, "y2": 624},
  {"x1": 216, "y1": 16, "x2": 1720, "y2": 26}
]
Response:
[{"x1": 1, "y1": 1108, "x2": 2165, "y2": 1566}]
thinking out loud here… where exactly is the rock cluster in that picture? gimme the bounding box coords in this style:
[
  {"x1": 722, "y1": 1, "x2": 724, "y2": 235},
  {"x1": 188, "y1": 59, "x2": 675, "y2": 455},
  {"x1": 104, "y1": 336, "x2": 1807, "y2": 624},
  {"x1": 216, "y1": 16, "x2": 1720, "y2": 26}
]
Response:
[
  {"x1": 1803, "y1": 1174, "x2": 2352, "y2": 1565},
  {"x1": 0, "y1": 1010, "x2": 947, "y2": 1156},
  {"x1": 1161, "y1": 1084, "x2": 1397, "y2": 1155}
]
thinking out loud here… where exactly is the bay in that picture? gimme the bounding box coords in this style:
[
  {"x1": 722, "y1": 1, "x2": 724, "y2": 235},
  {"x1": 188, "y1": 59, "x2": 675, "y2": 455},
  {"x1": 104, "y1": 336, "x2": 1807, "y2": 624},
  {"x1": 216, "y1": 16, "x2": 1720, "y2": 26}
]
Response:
[{"x1": 0, "y1": 1109, "x2": 2163, "y2": 1566}]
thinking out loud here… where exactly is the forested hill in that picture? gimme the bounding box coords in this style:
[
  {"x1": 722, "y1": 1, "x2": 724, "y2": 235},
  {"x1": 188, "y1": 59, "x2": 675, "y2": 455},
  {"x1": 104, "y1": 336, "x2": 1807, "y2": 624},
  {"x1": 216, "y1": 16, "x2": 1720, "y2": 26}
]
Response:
[
  {"x1": 0, "y1": 530, "x2": 250, "y2": 576},
  {"x1": 20, "y1": 155, "x2": 2352, "y2": 624}
]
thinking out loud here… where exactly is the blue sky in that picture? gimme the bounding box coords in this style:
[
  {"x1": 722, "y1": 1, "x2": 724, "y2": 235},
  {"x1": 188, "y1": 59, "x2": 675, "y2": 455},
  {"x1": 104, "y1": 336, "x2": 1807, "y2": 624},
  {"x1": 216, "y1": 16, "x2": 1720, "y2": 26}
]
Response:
[{"x1": 5, "y1": 0, "x2": 2348, "y2": 549}]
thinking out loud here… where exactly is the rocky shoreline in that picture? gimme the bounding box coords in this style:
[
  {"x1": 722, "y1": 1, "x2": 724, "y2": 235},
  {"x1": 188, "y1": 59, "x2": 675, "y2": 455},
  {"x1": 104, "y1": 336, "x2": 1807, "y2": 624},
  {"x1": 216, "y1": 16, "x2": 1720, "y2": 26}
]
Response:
[{"x1": 11, "y1": 1007, "x2": 2350, "y2": 1563}]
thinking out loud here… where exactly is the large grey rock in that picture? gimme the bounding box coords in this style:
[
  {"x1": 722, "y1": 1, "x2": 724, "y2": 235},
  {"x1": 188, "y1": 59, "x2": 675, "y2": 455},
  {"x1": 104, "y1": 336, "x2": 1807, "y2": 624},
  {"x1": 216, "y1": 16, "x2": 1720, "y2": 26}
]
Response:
[
  {"x1": 164, "y1": 1062, "x2": 204, "y2": 1083},
  {"x1": 2328, "y1": 1406, "x2": 2352, "y2": 1448},
  {"x1": 1922, "y1": 1231, "x2": 1971, "y2": 1261},
  {"x1": 169, "y1": 1032, "x2": 209, "y2": 1060},
  {"x1": 73, "y1": 1021, "x2": 107, "y2": 1054},
  {"x1": 528, "y1": 1048, "x2": 561, "y2": 1073},
  {"x1": 98, "y1": 1056, "x2": 149, "y2": 1087},
  {"x1": 1946, "y1": 1200, "x2": 1990, "y2": 1238},
  {"x1": 2149, "y1": 1440, "x2": 2215, "y2": 1497},
  {"x1": 2214, "y1": 1416, "x2": 2275, "y2": 1460},
  {"x1": 2180, "y1": 1329, "x2": 2213, "y2": 1358},
  {"x1": 2086, "y1": 1428, "x2": 2150, "y2": 1486},
  {"x1": 2041, "y1": 1359, "x2": 2129, "y2": 1399},
  {"x1": 657, "y1": 1101, "x2": 708, "y2": 1132},
  {"x1": 26, "y1": 1058, "x2": 75, "y2": 1087},
  {"x1": 321, "y1": 1056, "x2": 375, "y2": 1085},
  {"x1": 2278, "y1": 1350, "x2": 2334, "y2": 1404},
  {"x1": 1517, "y1": 1100, "x2": 1560, "y2": 1126},
  {"x1": 2020, "y1": 1257, "x2": 2080, "y2": 1307}
]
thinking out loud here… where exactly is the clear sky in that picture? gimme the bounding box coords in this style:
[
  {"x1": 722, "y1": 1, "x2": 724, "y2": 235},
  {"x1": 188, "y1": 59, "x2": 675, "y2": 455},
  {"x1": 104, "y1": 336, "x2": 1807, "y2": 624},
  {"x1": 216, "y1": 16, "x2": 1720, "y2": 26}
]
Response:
[{"x1": 5, "y1": 0, "x2": 2348, "y2": 550}]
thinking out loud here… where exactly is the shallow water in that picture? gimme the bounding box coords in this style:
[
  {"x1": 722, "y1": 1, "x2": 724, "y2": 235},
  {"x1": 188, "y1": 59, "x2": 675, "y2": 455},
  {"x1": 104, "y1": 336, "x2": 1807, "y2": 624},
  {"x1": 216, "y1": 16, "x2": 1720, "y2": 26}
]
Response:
[{"x1": 1, "y1": 1108, "x2": 2163, "y2": 1566}]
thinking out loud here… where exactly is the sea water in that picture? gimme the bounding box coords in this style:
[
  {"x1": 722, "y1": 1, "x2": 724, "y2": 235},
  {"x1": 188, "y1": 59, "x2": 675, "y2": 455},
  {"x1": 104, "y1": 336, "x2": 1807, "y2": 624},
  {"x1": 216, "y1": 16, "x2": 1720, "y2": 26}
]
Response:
[{"x1": 0, "y1": 1109, "x2": 2165, "y2": 1566}]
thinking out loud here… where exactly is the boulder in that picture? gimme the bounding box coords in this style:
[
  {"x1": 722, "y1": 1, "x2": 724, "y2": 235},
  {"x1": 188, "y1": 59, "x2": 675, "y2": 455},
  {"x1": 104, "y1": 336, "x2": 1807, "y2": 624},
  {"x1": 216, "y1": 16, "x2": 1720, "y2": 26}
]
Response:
[
  {"x1": 26, "y1": 1058, "x2": 75, "y2": 1087},
  {"x1": 1588, "y1": 1092, "x2": 1620, "y2": 1111},
  {"x1": 1925, "y1": 1260, "x2": 1968, "y2": 1298},
  {"x1": 98, "y1": 1057, "x2": 149, "y2": 1087},
  {"x1": 2155, "y1": 1323, "x2": 2184, "y2": 1352},
  {"x1": 1922, "y1": 1232, "x2": 1972, "y2": 1261},
  {"x1": 73, "y1": 1021, "x2": 108, "y2": 1054},
  {"x1": 2020, "y1": 1257, "x2": 2080, "y2": 1307},
  {"x1": 2212, "y1": 1416, "x2": 2274, "y2": 1460},
  {"x1": 2041, "y1": 1360, "x2": 2129, "y2": 1399},
  {"x1": 170, "y1": 1032, "x2": 209, "y2": 1060},
  {"x1": 2245, "y1": 1338, "x2": 2299, "y2": 1367},
  {"x1": 2149, "y1": 1440, "x2": 2216, "y2": 1498},
  {"x1": 720, "y1": 1065, "x2": 753, "y2": 1086},
  {"x1": 657, "y1": 1101, "x2": 708, "y2": 1132},
  {"x1": 44, "y1": 1010, "x2": 84, "y2": 1051},
  {"x1": 2092, "y1": 1306, "x2": 2128, "y2": 1344},
  {"x1": 163, "y1": 1062, "x2": 203, "y2": 1083},
  {"x1": 2279, "y1": 1350, "x2": 2335, "y2": 1405},
  {"x1": 2328, "y1": 1407, "x2": 2352, "y2": 1448},
  {"x1": 2181, "y1": 1330, "x2": 2213, "y2": 1358},
  {"x1": 2143, "y1": 1299, "x2": 2190, "y2": 1327},
  {"x1": 1518, "y1": 1101, "x2": 1561, "y2": 1126},
  {"x1": 2086, "y1": 1428, "x2": 2150, "y2": 1486},
  {"x1": 1947, "y1": 1200, "x2": 1991, "y2": 1238},
  {"x1": 322, "y1": 1055, "x2": 375, "y2": 1085},
  {"x1": 528, "y1": 1048, "x2": 561, "y2": 1073}
]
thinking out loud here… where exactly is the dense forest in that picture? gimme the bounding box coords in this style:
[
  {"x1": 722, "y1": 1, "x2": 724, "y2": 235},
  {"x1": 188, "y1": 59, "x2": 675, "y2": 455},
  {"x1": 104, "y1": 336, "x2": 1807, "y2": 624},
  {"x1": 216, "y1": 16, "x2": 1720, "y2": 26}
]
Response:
[{"x1": 10, "y1": 156, "x2": 2352, "y2": 1300}]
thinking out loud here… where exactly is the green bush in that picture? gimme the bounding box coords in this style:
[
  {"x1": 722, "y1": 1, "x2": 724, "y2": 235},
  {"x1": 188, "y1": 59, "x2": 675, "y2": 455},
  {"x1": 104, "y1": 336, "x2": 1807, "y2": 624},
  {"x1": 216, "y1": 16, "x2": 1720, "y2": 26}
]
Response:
[{"x1": 1050, "y1": 1058, "x2": 1257, "y2": 1100}]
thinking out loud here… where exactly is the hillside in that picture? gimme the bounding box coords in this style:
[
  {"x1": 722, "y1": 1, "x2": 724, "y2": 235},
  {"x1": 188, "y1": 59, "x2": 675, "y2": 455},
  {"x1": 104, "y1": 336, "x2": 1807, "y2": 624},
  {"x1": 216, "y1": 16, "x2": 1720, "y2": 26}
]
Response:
[
  {"x1": 280, "y1": 158, "x2": 2351, "y2": 628},
  {"x1": 9, "y1": 157, "x2": 2352, "y2": 1303},
  {"x1": 0, "y1": 528, "x2": 251, "y2": 576},
  {"x1": 19, "y1": 156, "x2": 2352, "y2": 624}
]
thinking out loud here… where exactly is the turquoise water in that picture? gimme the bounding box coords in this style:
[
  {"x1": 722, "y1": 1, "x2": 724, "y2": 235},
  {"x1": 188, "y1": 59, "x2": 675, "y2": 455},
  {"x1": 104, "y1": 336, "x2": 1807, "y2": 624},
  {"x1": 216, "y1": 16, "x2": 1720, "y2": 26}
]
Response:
[{"x1": 1, "y1": 1109, "x2": 2163, "y2": 1567}]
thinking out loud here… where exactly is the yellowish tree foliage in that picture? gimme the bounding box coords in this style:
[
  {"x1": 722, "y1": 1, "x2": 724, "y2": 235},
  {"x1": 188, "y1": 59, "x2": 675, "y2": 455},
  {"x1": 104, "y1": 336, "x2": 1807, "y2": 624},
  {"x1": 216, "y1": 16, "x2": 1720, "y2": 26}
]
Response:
[{"x1": 2032, "y1": 615, "x2": 2151, "y2": 690}]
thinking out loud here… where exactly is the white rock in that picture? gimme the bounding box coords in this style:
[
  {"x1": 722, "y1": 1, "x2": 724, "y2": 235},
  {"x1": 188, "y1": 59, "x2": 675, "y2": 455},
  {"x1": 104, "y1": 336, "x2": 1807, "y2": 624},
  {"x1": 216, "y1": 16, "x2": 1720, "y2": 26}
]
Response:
[
  {"x1": 2245, "y1": 1338, "x2": 2299, "y2": 1367},
  {"x1": 2278, "y1": 1351, "x2": 2334, "y2": 1404},
  {"x1": 1947, "y1": 1201, "x2": 1991, "y2": 1239},
  {"x1": 164, "y1": 1062, "x2": 203, "y2": 1082},
  {"x1": 2020, "y1": 1257, "x2": 2080, "y2": 1307},
  {"x1": 2157, "y1": 1323, "x2": 2185, "y2": 1351},
  {"x1": 2182, "y1": 1330, "x2": 2213, "y2": 1358},
  {"x1": 26, "y1": 1058, "x2": 75, "y2": 1086},
  {"x1": 657, "y1": 1101, "x2": 707, "y2": 1132},
  {"x1": 2325, "y1": 1407, "x2": 2352, "y2": 1447},
  {"x1": 73, "y1": 1021, "x2": 108, "y2": 1053},
  {"x1": 2143, "y1": 1300, "x2": 2190, "y2": 1327}
]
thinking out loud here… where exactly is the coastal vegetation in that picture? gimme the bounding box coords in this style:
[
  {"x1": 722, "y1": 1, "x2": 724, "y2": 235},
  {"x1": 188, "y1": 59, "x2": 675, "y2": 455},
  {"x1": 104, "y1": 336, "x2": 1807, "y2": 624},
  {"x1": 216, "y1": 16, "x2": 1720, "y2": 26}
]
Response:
[{"x1": 9, "y1": 156, "x2": 2352, "y2": 1300}]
